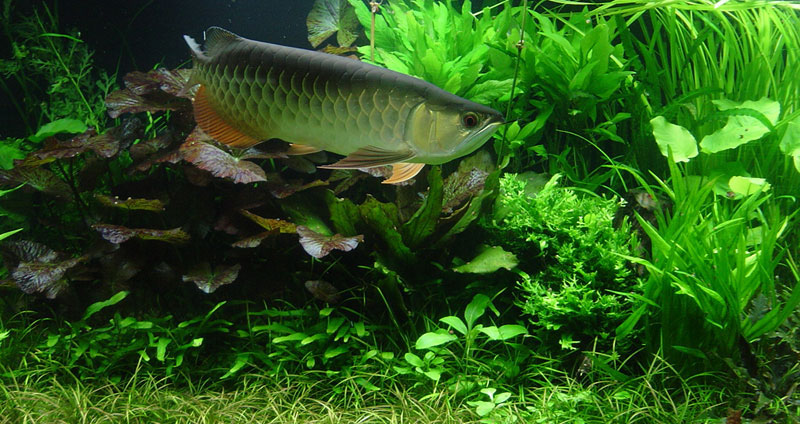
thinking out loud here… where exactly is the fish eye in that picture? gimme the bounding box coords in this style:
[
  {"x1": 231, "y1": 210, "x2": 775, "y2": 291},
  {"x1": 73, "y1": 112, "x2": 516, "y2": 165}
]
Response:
[{"x1": 462, "y1": 112, "x2": 479, "y2": 128}]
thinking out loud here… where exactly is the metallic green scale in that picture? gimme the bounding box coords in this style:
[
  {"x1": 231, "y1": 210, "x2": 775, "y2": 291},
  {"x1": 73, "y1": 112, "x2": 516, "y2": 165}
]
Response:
[{"x1": 192, "y1": 36, "x2": 424, "y2": 155}]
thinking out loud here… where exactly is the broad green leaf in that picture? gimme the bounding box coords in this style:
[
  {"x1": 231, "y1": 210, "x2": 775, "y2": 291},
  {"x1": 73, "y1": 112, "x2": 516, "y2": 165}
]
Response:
[
  {"x1": 479, "y1": 324, "x2": 528, "y2": 341},
  {"x1": 415, "y1": 331, "x2": 456, "y2": 349},
  {"x1": 401, "y1": 166, "x2": 443, "y2": 248},
  {"x1": 306, "y1": 0, "x2": 360, "y2": 48},
  {"x1": 453, "y1": 245, "x2": 518, "y2": 274},
  {"x1": 650, "y1": 116, "x2": 698, "y2": 162},
  {"x1": 472, "y1": 401, "x2": 495, "y2": 417},
  {"x1": 83, "y1": 291, "x2": 128, "y2": 320},
  {"x1": 359, "y1": 196, "x2": 413, "y2": 264},
  {"x1": 325, "y1": 191, "x2": 360, "y2": 236},
  {"x1": 404, "y1": 352, "x2": 423, "y2": 367},
  {"x1": 156, "y1": 337, "x2": 170, "y2": 361},
  {"x1": 728, "y1": 176, "x2": 770, "y2": 197},
  {"x1": 324, "y1": 345, "x2": 349, "y2": 359},
  {"x1": 701, "y1": 98, "x2": 780, "y2": 153},
  {"x1": 0, "y1": 143, "x2": 26, "y2": 169},
  {"x1": 779, "y1": 116, "x2": 800, "y2": 156},
  {"x1": 422, "y1": 369, "x2": 442, "y2": 381},
  {"x1": 273, "y1": 333, "x2": 308, "y2": 343},
  {"x1": 29, "y1": 119, "x2": 87, "y2": 142},
  {"x1": 439, "y1": 316, "x2": 467, "y2": 335},
  {"x1": 464, "y1": 294, "x2": 494, "y2": 329},
  {"x1": 713, "y1": 98, "x2": 780, "y2": 124}
]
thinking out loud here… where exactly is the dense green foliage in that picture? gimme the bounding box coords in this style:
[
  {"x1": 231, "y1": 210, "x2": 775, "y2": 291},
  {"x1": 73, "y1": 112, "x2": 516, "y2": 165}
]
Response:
[
  {"x1": 2, "y1": 0, "x2": 800, "y2": 422},
  {"x1": 482, "y1": 173, "x2": 637, "y2": 352}
]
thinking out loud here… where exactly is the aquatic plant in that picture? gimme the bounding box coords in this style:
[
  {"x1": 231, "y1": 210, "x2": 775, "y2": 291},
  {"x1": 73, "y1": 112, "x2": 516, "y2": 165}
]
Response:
[
  {"x1": 480, "y1": 173, "x2": 637, "y2": 352},
  {"x1": 0, "y1": 1, "x2": 115, "y2": 133},
  {"x1": 616, "y1": 160, "x2": 800, "y2": 373}
]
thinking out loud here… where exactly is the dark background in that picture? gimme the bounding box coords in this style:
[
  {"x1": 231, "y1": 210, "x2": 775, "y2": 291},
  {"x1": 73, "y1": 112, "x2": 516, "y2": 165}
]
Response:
[{"x1": 1, "y1": 0, "x2": 316, "y2": 138}]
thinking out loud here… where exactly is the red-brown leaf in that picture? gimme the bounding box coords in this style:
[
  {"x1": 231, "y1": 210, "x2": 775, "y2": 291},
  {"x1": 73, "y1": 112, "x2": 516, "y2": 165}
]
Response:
[
  {"x1": 239, "y1": 210, "x2": 298, "y2": 233},
  {"x1": 182, "y1": 262, "x2": 241, "y2": 293},
  {"x1": 296, "y1": 225, "x2": 363, "y2": 259},
  {"x1": 95, "y1": 194, "x2": 166, "y2": 212},
  {"x1": 180, "y1": 139, "x2": 267, "y2": 184},
  {"x1": 92, "y1": 224, "x2": 190, "y2": 244},
  {"x1": 304, "y1": 280, "x2": 341, "y2": 303}
]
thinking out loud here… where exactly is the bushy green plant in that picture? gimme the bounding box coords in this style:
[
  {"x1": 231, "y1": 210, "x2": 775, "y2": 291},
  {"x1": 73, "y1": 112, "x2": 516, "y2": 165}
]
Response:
[
  {"x1": 10, "y1": 292, "x2": 232, "y2": 382},
  {"x1": 481, "y1": 173, "x2": 637, "y2": 352},
  {"x1": 0, "y1": 0, "x2": 115, "y2": 133},
  {"x1": 398, "y1": 293, "x2": 529, "y2": 400}
]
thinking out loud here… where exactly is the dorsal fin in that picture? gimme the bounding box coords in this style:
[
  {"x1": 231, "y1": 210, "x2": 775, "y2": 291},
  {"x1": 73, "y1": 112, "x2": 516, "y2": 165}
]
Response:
[{"x1": 204, "y1": 27, "x2": 240, "y2": 56}]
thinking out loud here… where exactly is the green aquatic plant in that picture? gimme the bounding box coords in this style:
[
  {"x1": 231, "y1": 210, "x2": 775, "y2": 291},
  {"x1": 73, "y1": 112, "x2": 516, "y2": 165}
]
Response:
[
  {"x1": 480, "y1": 173, "x2": 637, "y2": 352},
  {"x1": 0, "y1": 0, "x2": 115, "y2": 133},
  {"x1": 651, "y1": 97, "x2": 800, "y2": 200},
  {"x1": 617, "y1": 160, "x2": 800, "y2": 373},
  {"x1": 583, "y1": 0, "x2": 800, "y2": 192}
]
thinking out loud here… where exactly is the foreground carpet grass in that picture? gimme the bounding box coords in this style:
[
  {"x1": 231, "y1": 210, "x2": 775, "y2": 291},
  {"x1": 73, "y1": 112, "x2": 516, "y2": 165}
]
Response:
[{"x1": 0, "y1": 368, "x2": 730, "y2": 424}]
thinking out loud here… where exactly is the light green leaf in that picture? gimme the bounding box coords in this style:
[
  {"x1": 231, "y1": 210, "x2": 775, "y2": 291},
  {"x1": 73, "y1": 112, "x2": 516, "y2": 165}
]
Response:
[
  {"x1": 29, "y1": 118, "x2": 87, "y2": 142},
  {"x1": 273, "y1": 333, "x2": 308, "y2": 343},
  {"x1": 780, "y1": 116, "x2": 800, "y2": 156},
  {"x1": 439, "y1": 316, "x2": 467, "y2": 335},
  {"x1": 465, "y1": 293, "x2": 496, "y2": 329},
  {"x1": 415, "y1": 331, "x2": 456, "y2": 349},
  {"x1": 324, "y1": 345, "x2": 349, "y2": 359},
  {"x1": 156, "y1": 337, "x2": 170, "y2": 361},
  {"x1": 479, "y1": 324, "x2": 528, "y2": 341},
  {"x1": 728, "y1": 176, "x2": 770, "y2": 197},
  {"x1": 650, "y1": 116, "x2": 698, "y2": 162},
  {"x1": 713, "y1": 97, "x2": 780, "y2": 124},
  {"x1": 422, "y1": 369, "x2": 442, "y2": 381},
  {"x1": 404, "y1": 352, "x2": 423, "y2": 367},
  {"x1": 82, "y1": 291, "x2": 128, "y2": 320},
  {"x1": 453, "y1": 245, "x2": 518, "y2": 274}
]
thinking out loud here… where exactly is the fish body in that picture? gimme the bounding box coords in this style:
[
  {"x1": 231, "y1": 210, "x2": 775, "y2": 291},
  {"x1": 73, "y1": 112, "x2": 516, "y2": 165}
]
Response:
[{"x1": 184, "y1": 27, "x2": 503, "y2": 183}]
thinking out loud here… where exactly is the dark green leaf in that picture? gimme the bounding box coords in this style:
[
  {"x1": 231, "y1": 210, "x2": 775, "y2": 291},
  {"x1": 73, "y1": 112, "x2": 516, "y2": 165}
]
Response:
[{"x1": 401, "y1": 166, "x2": 443, "y2": 248}]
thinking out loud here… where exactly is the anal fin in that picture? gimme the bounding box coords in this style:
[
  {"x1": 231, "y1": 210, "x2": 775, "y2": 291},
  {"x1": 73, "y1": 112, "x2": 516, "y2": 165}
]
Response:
[
  {"x1": 287, "y1": 143, "x2": 323, "y2": 155},
  {"x1": 193, "y1": 85, "x2": 261, "y2": 148},
  {"x1": 382, "y1": 163, "x2": 425, "y2": 184}
]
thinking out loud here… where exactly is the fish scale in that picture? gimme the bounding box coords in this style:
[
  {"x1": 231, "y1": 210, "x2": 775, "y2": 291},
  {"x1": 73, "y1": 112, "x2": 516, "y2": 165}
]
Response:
[{"x1": 184, "y1": 26, "x2": 503, "y2": 183}]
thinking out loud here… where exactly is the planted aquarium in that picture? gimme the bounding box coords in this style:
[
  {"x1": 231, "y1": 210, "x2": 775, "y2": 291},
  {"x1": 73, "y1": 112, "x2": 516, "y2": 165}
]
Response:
[{"x1": 1, "y1": 0, "x2": 800, "y2": 422}]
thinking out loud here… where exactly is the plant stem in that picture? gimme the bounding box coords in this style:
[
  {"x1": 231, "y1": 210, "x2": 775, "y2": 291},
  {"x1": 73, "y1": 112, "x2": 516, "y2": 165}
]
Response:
[{"x1": 497, "y1": 0, "x2": 528, "y2": 168}]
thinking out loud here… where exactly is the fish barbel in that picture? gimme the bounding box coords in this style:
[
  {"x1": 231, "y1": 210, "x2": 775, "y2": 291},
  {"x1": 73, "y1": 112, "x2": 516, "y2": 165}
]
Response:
[{"x1": 183, "y1": 27, "x2": 504, "y2": 184}]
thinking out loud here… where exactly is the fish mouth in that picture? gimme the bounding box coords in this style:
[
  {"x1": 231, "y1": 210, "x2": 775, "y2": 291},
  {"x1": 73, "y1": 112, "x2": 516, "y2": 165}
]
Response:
[{"x1": 446, "y1": 119, "x2": 504, "y2": 159}]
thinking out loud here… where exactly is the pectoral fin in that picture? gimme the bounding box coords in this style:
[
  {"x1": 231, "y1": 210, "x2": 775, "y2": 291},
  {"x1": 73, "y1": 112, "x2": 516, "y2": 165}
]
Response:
[
  {"x1": 318, "y1": 145, "x2": 415, "y2": 169},
  {"x1": 382, "y1": 163, "x2": 425, "y2": 184},
  {"x1": 193, "y1": 85, "x2": 261, "y2": 148},
  {"x1": 286, "y1": 143, "x2": 322, "y2": 155}
]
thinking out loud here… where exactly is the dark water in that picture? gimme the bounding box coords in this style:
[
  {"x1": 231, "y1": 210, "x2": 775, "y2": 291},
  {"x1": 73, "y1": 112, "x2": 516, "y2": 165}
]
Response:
[{"x1": 1, "y1": 0, "x2": 313, "y2": 137}]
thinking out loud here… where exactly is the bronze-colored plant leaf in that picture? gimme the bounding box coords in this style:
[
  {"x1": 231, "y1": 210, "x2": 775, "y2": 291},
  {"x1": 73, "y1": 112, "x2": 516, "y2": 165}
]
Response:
[
  {"x1": 232, "y1": 230, "x2": 279, "y2": 248},
  {"x1": 131, "y1": 149, "x2": 182, "y2": 173},
  {"x1": 95, "y1": 194, "x2": 166, "y2": 212},
  {"x1": 0, "y1": 167, "x2": 72, "y2": 199},
  {"x1": 296, "y1": 225, "x2": 363, "y2": 259},
  {"x1": 239, "y1": 210, "x2": 298, "y2": 233},
  {"x1": 12, "y1": 256, "x2": 84, "y2": 298},
  {"x1": 1, "y1": 240, "x2": 58, "y2": 265},
  {"x1": 263, "y1": 173, "x2": 328, "y2": 198},
  {"x1": 182, "y1": 262, "x2": 241, "y2": 294},
  {"x1": 105, "y1": 90, "x2": 186, "y2": 119},
  {"x1": 180, "y1": 139, "x2": 267, "y2": 184},
  {"x1": 35, "y1": 129, "x2": 95, "y2": 160},
  {"x1": 305, "y1": 280, "x2": 341, "y2": 303},
  {"x1": 130, "y1": 131, "x2": 176, "y2": 160},
  {"x1": 442, "y1": 168, "x2": 489, "y2": 214},
  {"x1": 92, "y1": 224, "x2": 190, "y2": 244}
]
